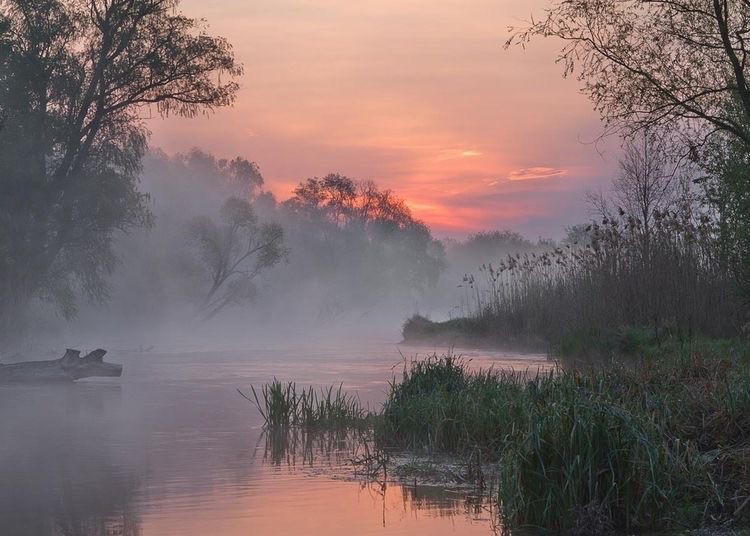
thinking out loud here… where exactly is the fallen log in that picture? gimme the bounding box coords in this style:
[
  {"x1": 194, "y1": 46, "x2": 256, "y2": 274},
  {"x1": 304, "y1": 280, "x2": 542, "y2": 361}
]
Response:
[{"x1": 0, "y1": 349, "x2": 123, "y2": 383}]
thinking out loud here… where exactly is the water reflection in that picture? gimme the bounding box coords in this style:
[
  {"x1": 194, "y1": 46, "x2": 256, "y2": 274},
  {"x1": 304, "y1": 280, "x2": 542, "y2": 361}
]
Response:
[
  {"x1": 0, "y1": 384, "x2": 142, "y2": 536},
  {"x1": 0, "y1": 344, "x2": 543, "y2": 535},
  {"x1": 255, "y1": 424, "x2": 499, "y2": 533},
  {"x1": 255, "y1": 426, "x2": 365, "y2": 469}
]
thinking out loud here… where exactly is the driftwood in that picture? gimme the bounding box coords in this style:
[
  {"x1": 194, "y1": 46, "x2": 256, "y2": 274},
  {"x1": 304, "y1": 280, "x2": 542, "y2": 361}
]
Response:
[{"x1": 0, "y1": 349, "x2": 122, "y2": 383}]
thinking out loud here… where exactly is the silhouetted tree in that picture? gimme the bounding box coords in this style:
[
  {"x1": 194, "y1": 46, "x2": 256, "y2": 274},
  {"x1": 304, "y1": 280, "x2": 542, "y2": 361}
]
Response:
[
  {"x1": 188, "y1": 197, "x2": 285, "y2": 320},
  {"x1": 0, "y1": 0, "x2": 240, "y2": 336},
  {"x1": 613, "y1": 132, "x2": 679, "y2": 258},
  {"x1": 508, "y1": 1, "x2": 750, "y2": 146},
  {"x1": 281, "y1": 173, "x2": 445, "y2": 314}
]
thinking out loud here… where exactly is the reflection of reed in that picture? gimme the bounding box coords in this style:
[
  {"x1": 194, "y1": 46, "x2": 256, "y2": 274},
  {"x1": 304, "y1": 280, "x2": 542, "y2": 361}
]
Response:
[
  {"x1": 257, "y1": 426, "x2": 501, "y2": 533},
  {"x1": 258, "y1": 425, "x2": 370, "y2": 468},
  {"x1": 400, "y1": 484, "x2": 487, "y2": 517}
]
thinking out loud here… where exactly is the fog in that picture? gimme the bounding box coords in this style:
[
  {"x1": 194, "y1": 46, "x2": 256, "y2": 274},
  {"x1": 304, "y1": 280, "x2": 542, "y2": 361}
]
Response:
[{"x1": 0, "y1": 148, "x2": 557, "y2": 355}]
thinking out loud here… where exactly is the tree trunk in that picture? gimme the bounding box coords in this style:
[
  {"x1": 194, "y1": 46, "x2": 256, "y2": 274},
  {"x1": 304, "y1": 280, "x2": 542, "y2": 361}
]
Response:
[{"x1": 0, "y1": 349, "x2": 122, "y2": 383}]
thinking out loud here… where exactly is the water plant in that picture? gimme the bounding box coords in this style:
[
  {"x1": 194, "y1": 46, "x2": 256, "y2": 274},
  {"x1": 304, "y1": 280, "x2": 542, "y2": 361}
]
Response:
[{"x1": 239, "y1": 380, "x2": 369, "y2": 429}]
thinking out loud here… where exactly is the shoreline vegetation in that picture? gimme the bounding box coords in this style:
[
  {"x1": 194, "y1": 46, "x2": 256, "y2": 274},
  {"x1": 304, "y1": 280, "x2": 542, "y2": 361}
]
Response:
[{"x1": 247, "y1": 340, "x2": 750, "y2": 534}]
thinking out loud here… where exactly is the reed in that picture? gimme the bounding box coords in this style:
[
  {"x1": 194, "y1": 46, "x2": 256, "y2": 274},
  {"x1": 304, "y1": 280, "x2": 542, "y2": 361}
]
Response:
[
  {"x1": 239, "y1": 380, "x2": 369, "y2": 429},
  {"x1": 405, "y1": 211, "x2": 746, "y2": 354}
]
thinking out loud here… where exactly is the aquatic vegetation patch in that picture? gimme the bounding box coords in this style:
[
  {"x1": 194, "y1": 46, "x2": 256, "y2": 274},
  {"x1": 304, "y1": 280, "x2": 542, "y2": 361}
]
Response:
[
  {"x1": 239, "y1": 380, "x2": 370, "y2": 429},
  {"x1": 248, "y1": 344, "x2": 750, "y2": 533}
]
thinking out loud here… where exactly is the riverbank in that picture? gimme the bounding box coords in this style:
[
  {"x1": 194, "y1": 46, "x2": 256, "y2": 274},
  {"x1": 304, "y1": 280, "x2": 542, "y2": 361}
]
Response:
[
  {"x1": 401, "y1": 314, "x2": 549, "y2": 352},
  {"x1": 252, "y1": 338, "x2": 750, "y2": 533}
]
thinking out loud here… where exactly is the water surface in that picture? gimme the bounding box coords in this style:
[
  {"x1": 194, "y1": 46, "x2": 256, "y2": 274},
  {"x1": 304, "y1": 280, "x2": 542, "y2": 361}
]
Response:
[{"x1": 0, "y1": 342, "x2": 548, "y2": 536}]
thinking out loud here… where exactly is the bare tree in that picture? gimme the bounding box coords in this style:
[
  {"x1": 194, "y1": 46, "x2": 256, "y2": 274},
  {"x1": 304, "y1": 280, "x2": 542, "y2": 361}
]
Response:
[{"x1": 613, "y1": 132, "x2": 678, "y2": 252}]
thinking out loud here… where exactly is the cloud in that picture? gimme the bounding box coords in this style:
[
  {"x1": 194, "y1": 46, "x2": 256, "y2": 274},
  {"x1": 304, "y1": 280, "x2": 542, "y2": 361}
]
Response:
[{"x1": 507, "y1": 166, "x2": 568, "y2": 181}]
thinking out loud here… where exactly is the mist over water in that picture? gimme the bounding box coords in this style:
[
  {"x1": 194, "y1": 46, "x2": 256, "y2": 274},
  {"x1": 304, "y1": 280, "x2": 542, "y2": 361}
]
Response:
[
  {"x1": 0, "y1": 145, "x2": 558, "y2": 535},
  {"x1": 0, "y1": 343, "x2": 548, "y2": 536},
  {"x1": 4, "y1": 148, "x2": 549, "y2": 354}
]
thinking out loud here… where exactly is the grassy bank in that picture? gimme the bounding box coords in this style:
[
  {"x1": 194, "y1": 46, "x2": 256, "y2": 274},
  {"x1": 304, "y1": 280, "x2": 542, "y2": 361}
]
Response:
[
  {"x1": 380, "y1": 341, "x2": 750, "y2": 532},
  {"x1": 248, "y1": 338, "x2": 750, "y2": 533}
]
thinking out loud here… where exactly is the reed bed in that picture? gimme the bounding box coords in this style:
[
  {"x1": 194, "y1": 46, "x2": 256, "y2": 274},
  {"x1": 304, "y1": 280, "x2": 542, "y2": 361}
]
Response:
[
  {"x1": 405, "y1": 210, "x2": 747, "y2": 355},
  {"x1": 377, "y1": 349, "x2": 750, "y2": 532}
]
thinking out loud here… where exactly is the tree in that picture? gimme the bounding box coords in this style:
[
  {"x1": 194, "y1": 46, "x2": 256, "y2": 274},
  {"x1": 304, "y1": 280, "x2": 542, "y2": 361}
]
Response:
[
  {"x1": 174, "y1": 149, "x2": 264, "y2": 198},
  {"x1": 0, "y1": 0, "x2": 240, "y2": 335},
  {"x1": 613, "y1": 132, "x2": 679, "y2": 256},
  {"x1": 507, "y1": 1, "x2": 750, "y2": 147},
  {"x1": 285, "y1": 174, "x2": 358, "y2": 225},
  {"x1": 509, "y1": 0, "x2": 750, "y2": 322},
  {"x1": 280, "y1": 174, "x2": 445, "y2": 311},
  {"x1": 187, "y1": 197, "x2": 285, "y2": 320},
  {"x1": 701, "y1": 129, "x2": 750, "y2": 303}
]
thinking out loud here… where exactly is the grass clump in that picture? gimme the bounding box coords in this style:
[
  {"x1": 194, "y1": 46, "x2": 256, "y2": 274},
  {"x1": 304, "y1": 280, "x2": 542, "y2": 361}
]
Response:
[
  {"x1": 240, "y1": 380, "x2": 369, "y2": 430},
  {"x1": 377, "y1": 355, "x2": 528, "y2": 454},
  {"x1": 498, "y1": 370, "x2": 707, "y2": 532}
]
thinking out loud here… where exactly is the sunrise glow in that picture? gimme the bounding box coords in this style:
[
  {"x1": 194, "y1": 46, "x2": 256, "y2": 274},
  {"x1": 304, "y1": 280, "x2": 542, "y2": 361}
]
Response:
[{"x1": 149, "y1": 0, "x2": 617, "y2": 238}]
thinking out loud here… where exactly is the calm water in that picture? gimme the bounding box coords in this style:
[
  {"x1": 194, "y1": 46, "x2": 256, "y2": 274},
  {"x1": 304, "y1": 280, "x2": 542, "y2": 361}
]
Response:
[{"x1": 0, "y1": 341, "x2": 548, "y2": 536}]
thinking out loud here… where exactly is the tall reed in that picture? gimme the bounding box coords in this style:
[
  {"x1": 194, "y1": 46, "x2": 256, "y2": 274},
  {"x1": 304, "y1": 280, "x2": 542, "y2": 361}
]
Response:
[{"x1": 448, "y1": 209, "x2": 745, "y2": 354}]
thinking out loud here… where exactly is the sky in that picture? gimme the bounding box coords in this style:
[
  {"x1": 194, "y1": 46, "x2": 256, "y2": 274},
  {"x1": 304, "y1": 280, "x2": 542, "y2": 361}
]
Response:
[{"x1": 149, "y1": 0, "x2": 620, "y2": 239}]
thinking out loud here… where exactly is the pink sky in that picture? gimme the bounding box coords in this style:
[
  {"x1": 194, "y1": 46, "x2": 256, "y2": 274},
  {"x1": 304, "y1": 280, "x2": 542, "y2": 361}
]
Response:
[{"x1": 149, "y1": 0, "x2": 619, "y2": 239}]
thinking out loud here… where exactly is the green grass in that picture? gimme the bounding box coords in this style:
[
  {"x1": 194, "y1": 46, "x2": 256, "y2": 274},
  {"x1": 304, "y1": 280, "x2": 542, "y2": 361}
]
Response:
[
  {"x1": 376, "y1": 345, "x2": 750, "y2": 532},
  {"x1": 376, "y1": 355, "x2": 530, "y2": 454}
]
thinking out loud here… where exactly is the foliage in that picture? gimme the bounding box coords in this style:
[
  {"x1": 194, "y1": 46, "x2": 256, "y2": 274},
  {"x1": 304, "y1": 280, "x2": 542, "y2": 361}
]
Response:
[
  {"x1": 187, "y1": 196, "x2": 285, "y2": 320},
  {"x1": 507, "y1": 0, "x2": 750, "y2": 146},
  {"x1": 0, "y1": 0, "x2": 240, "y2": 337}
]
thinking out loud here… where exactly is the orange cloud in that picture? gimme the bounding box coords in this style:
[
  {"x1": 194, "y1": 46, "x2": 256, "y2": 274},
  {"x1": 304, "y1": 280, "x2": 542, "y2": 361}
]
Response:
[{"x1": 507, "y1": 167, "x2": 568, "y2": 181}]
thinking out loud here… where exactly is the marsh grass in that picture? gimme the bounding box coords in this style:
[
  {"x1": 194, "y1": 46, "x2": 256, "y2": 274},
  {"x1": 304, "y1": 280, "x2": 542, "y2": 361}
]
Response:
[
  {"x1": 377, "y1": 350, "x2": 750, "y2": 532},
  {"x1": 239, "y1": 380, "x2": 369, "y2": 429},
  {"x1": 376, "y1": 355, "x2": 532, "y2": 454},
  {"x1": 247, "y1": 344, "x2": 750, "y2": 532}
]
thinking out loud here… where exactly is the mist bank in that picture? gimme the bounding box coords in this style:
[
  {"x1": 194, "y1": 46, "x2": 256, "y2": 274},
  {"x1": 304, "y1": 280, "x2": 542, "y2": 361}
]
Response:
[
  {"x1": 16, "y1": 131, "x2": 748, "y2": 354},
  {"x1": 12, "y1": 149, "x2": 552, "y2": 352}
]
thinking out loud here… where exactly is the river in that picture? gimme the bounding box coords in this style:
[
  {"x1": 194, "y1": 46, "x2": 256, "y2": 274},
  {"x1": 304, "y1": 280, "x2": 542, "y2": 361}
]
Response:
[{"x1": 0, "y1": 341, "x2": 548, "y2": 536}]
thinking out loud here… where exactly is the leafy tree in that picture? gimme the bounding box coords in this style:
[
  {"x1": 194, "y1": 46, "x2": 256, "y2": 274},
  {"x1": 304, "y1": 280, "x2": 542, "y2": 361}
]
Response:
[
  {"x1": 0, "y1": 0, "x2": 240, "y2": 335},
  {"x1": 507, "y1": 1, "x2": 750, "y2": 146},
  {"x1": 281, "y1": 174, "x2": 445, "y2": 312},
  {"x1": 188, "y1": 197, "x2": 285, "y2": 320},
  {"x1": 701, "y1": 130, "x2": 750, "y2": 304}
]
